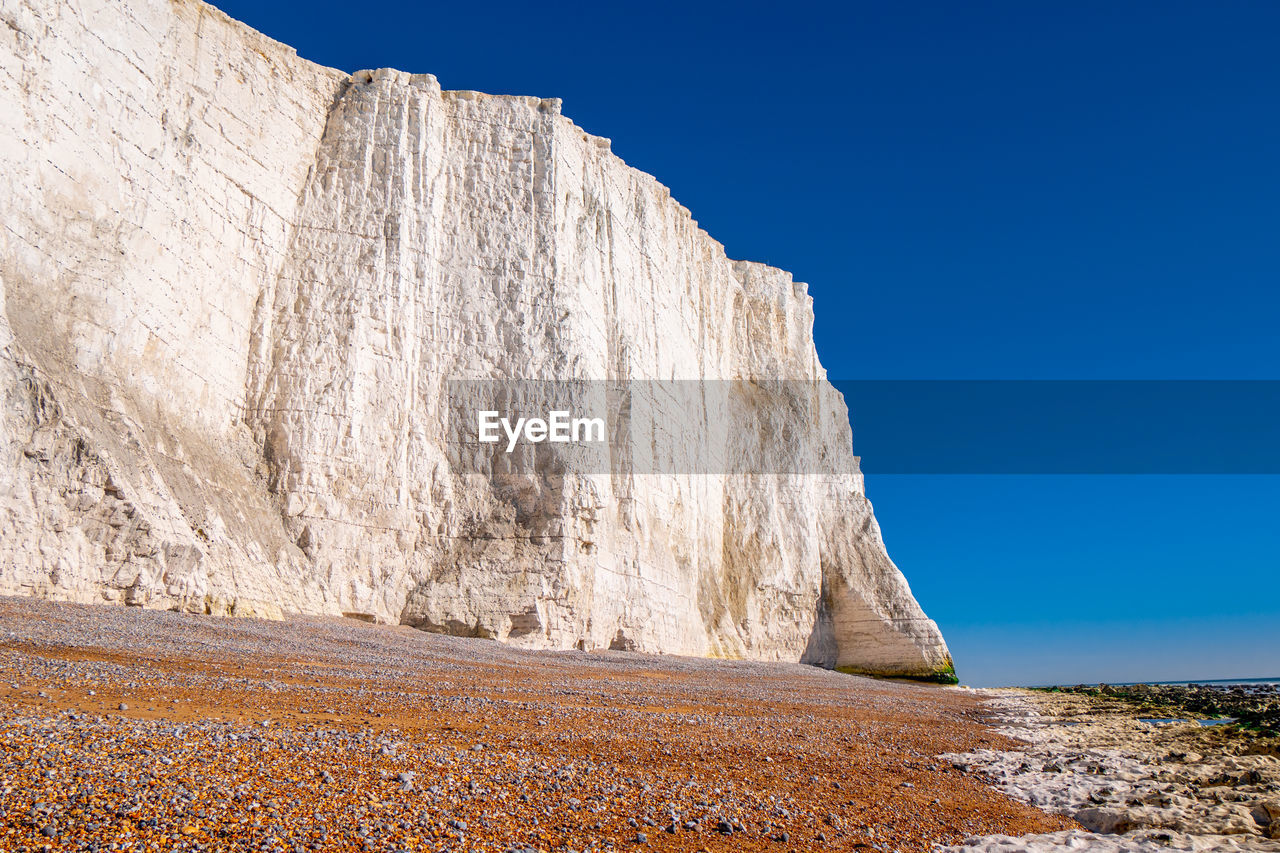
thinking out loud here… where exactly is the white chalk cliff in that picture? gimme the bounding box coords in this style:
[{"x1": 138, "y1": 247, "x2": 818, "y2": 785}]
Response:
[{"x1": 0, "y1": 0, "x2": 954, "y2": 679}]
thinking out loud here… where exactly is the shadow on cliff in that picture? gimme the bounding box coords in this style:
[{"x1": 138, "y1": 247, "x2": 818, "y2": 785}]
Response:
[{"x1": 799, "y1": 585, "x2": 838, "y2": 669}]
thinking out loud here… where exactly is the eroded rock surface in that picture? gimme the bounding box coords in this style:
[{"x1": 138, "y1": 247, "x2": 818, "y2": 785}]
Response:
[
  {"x1": 941, "y1": 690, "x2": 1280, "y2": 852},
  {"x1": 0, "y1": 0, "x2": 952, "y2": 677}
]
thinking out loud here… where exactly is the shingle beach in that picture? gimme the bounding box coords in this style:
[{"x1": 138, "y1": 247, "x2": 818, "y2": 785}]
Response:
[{"x1": 0, "y1": 597, "x2": 1071, "y2": 852}]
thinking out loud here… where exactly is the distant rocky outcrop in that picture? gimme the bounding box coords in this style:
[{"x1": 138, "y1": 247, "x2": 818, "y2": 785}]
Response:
[{"x1": 0, "y1": 0, "x2": 954, "y2": 679}]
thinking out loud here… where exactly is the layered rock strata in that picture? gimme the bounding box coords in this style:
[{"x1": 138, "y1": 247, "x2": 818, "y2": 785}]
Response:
[{"x1": 0, "y1": 0, "x2": 953, "y2": 678}]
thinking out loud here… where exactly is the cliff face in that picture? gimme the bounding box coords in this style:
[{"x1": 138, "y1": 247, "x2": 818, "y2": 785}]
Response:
[{"x1": 0, "y1": 0, "x2": 954, "y2": 678}]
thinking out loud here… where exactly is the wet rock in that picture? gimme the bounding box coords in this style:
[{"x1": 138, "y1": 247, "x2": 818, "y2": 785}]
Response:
[{"x1": 1073, "y1": 807, "x2": 1131, "y2": 834}]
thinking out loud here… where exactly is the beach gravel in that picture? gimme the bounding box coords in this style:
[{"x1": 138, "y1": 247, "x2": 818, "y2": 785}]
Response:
[{"x1": 0, "y1": 597, "x2": 1071, "y2": 851}]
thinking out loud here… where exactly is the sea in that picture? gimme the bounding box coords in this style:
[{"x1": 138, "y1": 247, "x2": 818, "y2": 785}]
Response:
[
  {"x1": 1123, "y1": 677, "x2": 1280, "y2": 688},
  {"x1": 1028, "y1": 677, "x2": 1280, "y2": 689}
]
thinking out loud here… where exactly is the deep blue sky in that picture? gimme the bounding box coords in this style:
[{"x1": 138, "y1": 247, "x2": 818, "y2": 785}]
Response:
[{"x1": 209, "y1": 0, "x2": 1280, "y2": 686}]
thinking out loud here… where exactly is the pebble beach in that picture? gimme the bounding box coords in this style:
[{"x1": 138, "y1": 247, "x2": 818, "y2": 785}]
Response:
[{"x1": 0, "y1": 597, "x2": 1070, "y2": 852}]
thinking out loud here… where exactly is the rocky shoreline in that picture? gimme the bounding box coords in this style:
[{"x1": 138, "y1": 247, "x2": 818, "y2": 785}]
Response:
[
  {"x1": 939, "y1": 685, "x2": 1280, "y2": 852},
  {"x1": 1046, "y1": 683, "x2": 1280, "y2": 739}
]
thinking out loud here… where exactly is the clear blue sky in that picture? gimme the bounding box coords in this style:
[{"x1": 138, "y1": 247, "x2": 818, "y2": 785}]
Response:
[{"x1": 208, "y1": 0, "x2": 1280, "y2": 686}]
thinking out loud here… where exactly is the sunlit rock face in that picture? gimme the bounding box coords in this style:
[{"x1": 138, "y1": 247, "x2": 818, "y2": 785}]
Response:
[{"x1": 0, "y1": 0, "x2": 953, "y2": 679}]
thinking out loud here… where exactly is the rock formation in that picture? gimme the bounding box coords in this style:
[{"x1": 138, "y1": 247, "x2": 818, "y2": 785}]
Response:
[{"x1": 0, "y1": 0, "x2": 954, "y2": 679}]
